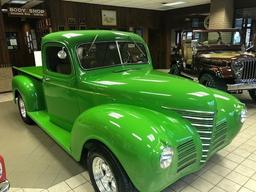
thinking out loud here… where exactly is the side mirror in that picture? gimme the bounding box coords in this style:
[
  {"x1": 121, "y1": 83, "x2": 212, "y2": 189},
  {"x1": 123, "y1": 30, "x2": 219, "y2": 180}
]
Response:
[{"x1": 57, "y1": 47, "x2": 67, "y2": 60}]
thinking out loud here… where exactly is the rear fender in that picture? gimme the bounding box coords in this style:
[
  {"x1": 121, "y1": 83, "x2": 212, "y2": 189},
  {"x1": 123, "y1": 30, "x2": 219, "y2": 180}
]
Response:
[{"x1": 12, "y1": 75, "x2": 45, "y2": 112}]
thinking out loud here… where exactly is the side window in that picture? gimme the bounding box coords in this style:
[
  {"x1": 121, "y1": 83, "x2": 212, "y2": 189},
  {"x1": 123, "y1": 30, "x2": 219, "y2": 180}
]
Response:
[{"x1": 45, "y1": 46, "x2": 72, "y2": 75}]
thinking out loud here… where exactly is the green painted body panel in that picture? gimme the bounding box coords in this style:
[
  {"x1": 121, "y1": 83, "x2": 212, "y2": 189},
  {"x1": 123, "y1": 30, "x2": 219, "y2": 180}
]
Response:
[
  {"x1": 12, "y1": 30, "x2": 245, "y2": 192},
  {"x1": 13, "y1": 66, "x2": 43, "y2": 80}
]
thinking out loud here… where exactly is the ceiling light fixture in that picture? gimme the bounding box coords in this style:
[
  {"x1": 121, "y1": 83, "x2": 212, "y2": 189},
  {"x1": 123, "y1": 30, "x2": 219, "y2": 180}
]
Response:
[
  {"x1": 9, "y1": 0, "x2": 29, "y2": 4},
  {"x1": 162, "y1": 1, "x2": 185, "y2": 6}
]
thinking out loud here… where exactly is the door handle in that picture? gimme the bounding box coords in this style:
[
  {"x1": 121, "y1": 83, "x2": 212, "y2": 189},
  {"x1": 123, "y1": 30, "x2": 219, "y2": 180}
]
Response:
[{"x1": 44, "y1": 77, "x2": 51, "y2": 81}]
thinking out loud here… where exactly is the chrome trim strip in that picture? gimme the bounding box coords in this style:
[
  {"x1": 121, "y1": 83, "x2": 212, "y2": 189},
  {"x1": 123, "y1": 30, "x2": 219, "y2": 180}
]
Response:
[
  {"x1": 197, "y1": 131, "x2": 212, "y2": 134},
  {"x1": 182, "y1": 116, "x2": 214, "y2": 121},
  {"x1": 192, "y1": 123, "x2": 213, "y2": 128},
  {"x1": 200, "y1": 137, "x2": 211, "y2": 140},
  {"x1": 161, "y1": 106, "x2": 215, "y2": 114},
  {"x1": 227, "y1": 83, "x2": 256, "y2": 91}
]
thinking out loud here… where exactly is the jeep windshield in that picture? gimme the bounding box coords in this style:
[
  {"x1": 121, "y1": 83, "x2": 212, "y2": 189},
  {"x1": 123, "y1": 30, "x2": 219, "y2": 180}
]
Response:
[
  {"x1": 193, "y1": 30, "x2": 242, "y2": 47},
  {"x1": 77, "y1": 41, "x2": 148, "y2": 70}
]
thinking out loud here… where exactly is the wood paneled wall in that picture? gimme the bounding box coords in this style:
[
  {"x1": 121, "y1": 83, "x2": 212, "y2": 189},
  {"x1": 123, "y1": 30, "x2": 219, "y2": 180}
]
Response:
[
  {"x1": 46, "y1": 0, "x2": 162, "y2": 31},
  {"x1": 0, "y1": 5, "x2": 10, "y2": 67},
  {"x1": 164, "y1": 4, "x2": 211, "y2": 29},
  {"x1": 235, "y1": 0, "x2": 256, "y2": 9}
]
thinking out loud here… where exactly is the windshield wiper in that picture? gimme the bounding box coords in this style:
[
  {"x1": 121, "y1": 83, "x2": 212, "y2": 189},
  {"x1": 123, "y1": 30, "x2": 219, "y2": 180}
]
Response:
[
  {"x1": 128, "y1": 36, "x2": 146, "y2": 57},
  {"x1": 85, "y1": 34, "x2": 98, "y2": 57}
]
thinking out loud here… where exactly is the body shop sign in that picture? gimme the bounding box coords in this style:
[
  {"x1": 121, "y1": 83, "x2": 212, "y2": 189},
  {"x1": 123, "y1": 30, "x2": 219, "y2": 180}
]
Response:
[{"x1": 8, "y1": 7, "x2": 47, "y2": 17}]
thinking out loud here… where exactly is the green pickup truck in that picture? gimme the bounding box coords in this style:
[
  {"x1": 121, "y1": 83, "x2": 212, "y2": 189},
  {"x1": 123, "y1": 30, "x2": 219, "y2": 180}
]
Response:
[{"x1": 12, "y1": 30, "x2": 246, "y2": 192}]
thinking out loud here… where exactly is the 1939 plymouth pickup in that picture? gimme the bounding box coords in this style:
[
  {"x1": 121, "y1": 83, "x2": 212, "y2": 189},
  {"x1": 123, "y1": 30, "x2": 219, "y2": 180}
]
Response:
[
  {"x1": 170, "y1": 29, "x2": 256, "y2": 102},
  {"x1": 13, "y1": 30, "x2": 246, "y2": 192}
]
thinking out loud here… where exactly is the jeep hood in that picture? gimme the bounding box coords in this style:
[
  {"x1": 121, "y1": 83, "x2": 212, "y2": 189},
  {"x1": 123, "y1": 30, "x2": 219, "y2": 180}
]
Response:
[
  {"x1": 199, "y1": 51, "x2": 255, "y2": 60},
  {"x1": 81, "y1": 67, "x2": 236, "y2": 113}
]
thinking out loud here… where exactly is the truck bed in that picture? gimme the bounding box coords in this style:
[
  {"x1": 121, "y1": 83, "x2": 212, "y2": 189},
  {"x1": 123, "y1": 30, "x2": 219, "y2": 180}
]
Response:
[{"x1": 13, "y1": 66, "x2": 43, "y2": 80}]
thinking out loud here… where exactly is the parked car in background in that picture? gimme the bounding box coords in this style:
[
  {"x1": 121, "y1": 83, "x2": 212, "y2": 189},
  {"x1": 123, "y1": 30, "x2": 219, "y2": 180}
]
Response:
[
  {"x1": 0, "y1": 155, "x2": 9, "y2": 192},
  {"x1": 13, "y1": 30, "x2": 246, "y2": 192},
  {"x1": 169, "y1": 29, "x2": 256, "y2": 102}
]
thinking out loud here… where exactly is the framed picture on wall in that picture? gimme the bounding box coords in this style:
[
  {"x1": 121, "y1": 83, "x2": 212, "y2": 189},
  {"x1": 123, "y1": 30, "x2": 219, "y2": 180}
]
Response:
[
  {"x1": 102, "y1": 10, "x2": 117, "y2": 26},
  {"x1": 6, "y1": 32, "x2": 18, "y2": 50}
]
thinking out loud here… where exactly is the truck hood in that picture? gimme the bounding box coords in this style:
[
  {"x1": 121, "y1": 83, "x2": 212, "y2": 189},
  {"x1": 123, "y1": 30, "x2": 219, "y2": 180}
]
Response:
[
  {"x1": 199, "y1": 51, "x2": 255, "y2": 60},
  {"x1": 82, "y1": 67, "x2": 223, "y2": 113}
]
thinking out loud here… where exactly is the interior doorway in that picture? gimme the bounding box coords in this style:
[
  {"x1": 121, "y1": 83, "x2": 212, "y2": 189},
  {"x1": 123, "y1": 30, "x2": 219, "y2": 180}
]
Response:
[{"x1": 4, "y1": 16, "x2": 39, "y2": 67}]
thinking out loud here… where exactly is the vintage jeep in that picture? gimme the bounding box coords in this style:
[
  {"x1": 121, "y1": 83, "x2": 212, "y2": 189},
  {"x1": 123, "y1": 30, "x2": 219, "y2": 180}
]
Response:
[
  {"x1": 13, "y1": 30, "x2": 246, "y2": 192},
  {"x1": 170, "y1": 29, "x2": 256, "y2": 102}
]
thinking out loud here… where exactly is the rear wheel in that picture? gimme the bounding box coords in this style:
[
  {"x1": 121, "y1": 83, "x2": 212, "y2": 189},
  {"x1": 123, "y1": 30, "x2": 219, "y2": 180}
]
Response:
[
  {"x1": 17, "y1": 95, "x2": 34, "y2": 125},
  {"x1": 87, "y1": 143, "x2": 137, "y2": 192},
  {"x1": 249, "y1": 89, "x2": 256, "y2": 102}
]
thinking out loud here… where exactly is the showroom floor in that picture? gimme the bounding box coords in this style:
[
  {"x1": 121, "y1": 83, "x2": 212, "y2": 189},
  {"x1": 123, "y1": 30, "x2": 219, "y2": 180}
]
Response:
[{"x1": 1, "y1": 91, "x2": 256, "y2": 192}]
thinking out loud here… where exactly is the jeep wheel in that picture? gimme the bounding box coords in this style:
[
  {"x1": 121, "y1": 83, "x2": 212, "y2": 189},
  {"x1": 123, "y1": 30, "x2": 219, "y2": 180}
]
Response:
[
  {"x1": 17, "y1": 95, "x2": 34, "y2": 125},
  {"x1": 169, "y1": 64, "x2": 180, "y2": 75},
  {"x1": 249, "y1": 89, "x2": 256, "y2": 102},
  {"x1": 87, "y1": 143, "x2": 137, "y2": 192},
  {"x1": 199, "y1": 73, "x2": 218, "y2": 88}
]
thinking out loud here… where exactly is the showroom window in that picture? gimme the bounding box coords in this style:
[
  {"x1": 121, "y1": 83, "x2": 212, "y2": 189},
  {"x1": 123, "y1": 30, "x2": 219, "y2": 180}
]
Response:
[{"x1": 45, "y1": 46, "x2": 72, "y2": 75}]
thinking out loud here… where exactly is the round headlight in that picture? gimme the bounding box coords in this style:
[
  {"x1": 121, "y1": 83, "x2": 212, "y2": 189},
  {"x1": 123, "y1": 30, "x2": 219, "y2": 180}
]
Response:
[
  {"x1": 160, "y1": 147, "x2": 174, "y2": 169},
  {"x1": 231, "y1": 60, "x2": 244, "y2": 78},
  {"x1": 240, "y1": 109, "x2": 247, "y2": 123}
]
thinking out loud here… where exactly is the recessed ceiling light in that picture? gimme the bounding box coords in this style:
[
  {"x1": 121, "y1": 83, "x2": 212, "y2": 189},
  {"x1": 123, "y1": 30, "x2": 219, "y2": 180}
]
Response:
[
  {"x1": 162, "y1": 1, "x2": 185, "y2": 6},
  {"x1": 9, "y1": 0, "x2": 29, "y2": 4}
]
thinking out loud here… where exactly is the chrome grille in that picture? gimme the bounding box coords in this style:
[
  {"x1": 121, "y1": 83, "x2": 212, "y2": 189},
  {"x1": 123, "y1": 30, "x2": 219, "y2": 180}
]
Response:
[
  {"x1": 241, "y1": 58, "x2": 256, "y2": 82},
  {"x1": 166, "y1": 108, "x2": 215, "y2": 163},
  {"x1": 211, "y1": 121, "x2": 227, "y2": 150},
  {"x1": 177, "y1": 139, "x2": 197, "y2": 172}
]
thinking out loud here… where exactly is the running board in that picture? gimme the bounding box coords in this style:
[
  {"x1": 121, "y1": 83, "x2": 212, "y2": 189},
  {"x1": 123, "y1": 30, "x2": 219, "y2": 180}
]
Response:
[
  {"x1": 180, "y1": 72, "x2": 199, "y2": 82},
  {"x1": 28, "y1": 111, "x2": 72, "y2": 154}
]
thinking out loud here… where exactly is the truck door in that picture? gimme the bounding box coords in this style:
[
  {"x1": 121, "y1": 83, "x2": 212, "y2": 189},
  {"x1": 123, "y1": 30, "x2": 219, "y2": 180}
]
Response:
[{"x1": 42, "y1": 43, "x2": 79, "y2": 132}]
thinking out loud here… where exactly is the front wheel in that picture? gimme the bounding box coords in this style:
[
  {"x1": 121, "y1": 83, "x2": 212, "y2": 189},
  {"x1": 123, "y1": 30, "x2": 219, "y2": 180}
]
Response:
[
  {"x1": 249, "y1": 89, "x2": 256, "y2": 102},
  {"x1": 199, "y1": 73, "x2": 217, "y2": 88},
  {"x1": 199, "y1": 73, "x2": 226, "y2": 91},
  {"x1": 169, "y1": 64, "x2": 180, "y2": 75},
  {"x1": 87, "y1": 144, "x2": 137, "y2": 192},
  {"x1": 17, "y1": 95, "x2": 34, "y2": 125}
]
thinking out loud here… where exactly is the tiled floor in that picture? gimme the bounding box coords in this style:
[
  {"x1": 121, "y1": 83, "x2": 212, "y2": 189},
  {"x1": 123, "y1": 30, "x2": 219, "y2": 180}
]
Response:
[{"x1": 1, "y1": 92, "x2": 256, "y2": 192}]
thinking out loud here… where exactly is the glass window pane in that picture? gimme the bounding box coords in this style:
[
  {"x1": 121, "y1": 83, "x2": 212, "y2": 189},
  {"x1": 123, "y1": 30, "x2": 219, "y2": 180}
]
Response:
[
  {"x1": 46, "y1": 46, "x2": 71, "y2": 75},
  {"x1": 235, "y1": 18, "x2": 243, "y2": 28},
  {"x1": 77, "y1": 41, "x2": 148, "y2": 69}
]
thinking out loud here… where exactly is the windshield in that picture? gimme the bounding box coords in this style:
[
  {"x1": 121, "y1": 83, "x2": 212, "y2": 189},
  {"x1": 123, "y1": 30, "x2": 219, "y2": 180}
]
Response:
[
  {"x1": 193, "y1": 31, "x2": 242, "y2": 47},
  {"x1": 77, "y1": 41, "x2": 148, "y2": 70}
]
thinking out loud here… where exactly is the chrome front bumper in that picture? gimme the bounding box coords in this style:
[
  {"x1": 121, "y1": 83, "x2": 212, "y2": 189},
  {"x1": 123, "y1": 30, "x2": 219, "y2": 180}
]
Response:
[
  {"x1": 0, "y1": 180, "x2": 10, "y2": 192},
  {"x1": 227, "y1": 83, "x2": 256, "y2": 91}
]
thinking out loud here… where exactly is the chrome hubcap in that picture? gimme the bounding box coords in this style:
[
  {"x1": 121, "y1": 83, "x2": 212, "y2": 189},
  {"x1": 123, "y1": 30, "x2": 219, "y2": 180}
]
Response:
[
  {"x1": 19, "y1": 98, "x2": 26, "y2": 118},
  {"x1": 92, "y1": 157, "x2": 117, "y2": 192}
]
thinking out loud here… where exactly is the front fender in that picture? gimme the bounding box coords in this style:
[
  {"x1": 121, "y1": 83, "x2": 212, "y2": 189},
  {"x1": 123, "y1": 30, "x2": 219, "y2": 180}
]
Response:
[
  {"x1": 12, "y1": 75, "x2": 45, "y2": 112},
  {"x1": 71, "y1": 104, "x2": 202, "y2": 192}
]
